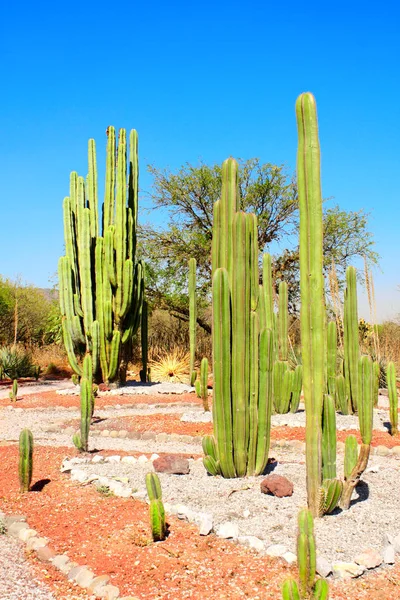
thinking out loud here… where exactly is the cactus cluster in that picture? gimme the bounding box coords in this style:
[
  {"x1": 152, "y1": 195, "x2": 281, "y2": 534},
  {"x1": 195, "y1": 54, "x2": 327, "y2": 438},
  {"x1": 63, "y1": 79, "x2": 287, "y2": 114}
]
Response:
[
  {"x1": 59, "y1": 127, "x2": 145, "y2": 385},
  {"x1": 146, "y1": 473, "x2": 166, "y2": 541},
  {"x1": 19, "y1": 428, "x2": 33, "y2": 493},
  {"x1": 282, "y1": 509, "x2": 329, "y2": 599}
]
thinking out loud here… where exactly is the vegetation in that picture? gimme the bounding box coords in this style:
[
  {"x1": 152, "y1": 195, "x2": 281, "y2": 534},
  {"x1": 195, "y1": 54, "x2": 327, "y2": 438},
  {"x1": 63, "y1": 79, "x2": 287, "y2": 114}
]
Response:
[{"x1": 18, "y1": 428, "x2": 33, "y2": 493}]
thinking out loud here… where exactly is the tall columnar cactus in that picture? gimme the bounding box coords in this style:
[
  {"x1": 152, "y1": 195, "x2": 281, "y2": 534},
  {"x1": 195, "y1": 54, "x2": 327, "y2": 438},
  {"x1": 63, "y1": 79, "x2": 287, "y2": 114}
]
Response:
[
  {"x1": 59, "y1": 128, "x2": 144, "y2": 384},
  {"x1": 296, "y1": 92, "x2": 326, "y2": 517},
  {"x1": 340, "y1": 354, "x2": 373, "y2": 509},
  {"x1": 73, "y1": 354, "x2": 93, "y2": 452},
  {"x1": 278, "y1": 281, "x2": 288, "y2": 361},
  {"x1": 202, "y1": 158, "x2": 273, "y2": 477},
  {"x1": 140, "y1": 300, "x2": 149, "y2": 383},
  {"x1": 387, "y1": 361, "x2": 398, "y2": 435},
  {"x1": 327, "y1": 321, "x2": 337, "y2": 397},
  {"x1": 344, "y1": 266, "x2": 359, "y2": 413},
  {"x1": 19, "y1": 428, "x2": 33, "y2": 493},
  {"x1": 198, "y1": 357, "x2": 209, "y2": 411},
  {"x1": 188, "y1": 258, "x2": 197, "y2": 386}
]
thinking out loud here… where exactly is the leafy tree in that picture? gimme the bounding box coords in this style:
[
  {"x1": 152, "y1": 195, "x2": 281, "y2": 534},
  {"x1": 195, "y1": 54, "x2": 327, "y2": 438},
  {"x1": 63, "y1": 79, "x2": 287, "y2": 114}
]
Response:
[{"x1": 139, "y1": 159, "x2": 378, "y2": 328}]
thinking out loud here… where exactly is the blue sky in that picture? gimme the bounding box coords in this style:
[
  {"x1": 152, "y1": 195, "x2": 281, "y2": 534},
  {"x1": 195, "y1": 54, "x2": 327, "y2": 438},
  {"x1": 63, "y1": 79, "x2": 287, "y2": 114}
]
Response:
[{"x1": 1, "y1": 0, "x2": 399, "y2": 320}]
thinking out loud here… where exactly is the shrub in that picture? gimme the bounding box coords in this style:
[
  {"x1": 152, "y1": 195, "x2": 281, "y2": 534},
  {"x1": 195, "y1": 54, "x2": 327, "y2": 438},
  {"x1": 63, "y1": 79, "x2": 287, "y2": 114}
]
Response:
[{"x1": 0, "y1": 346, "x2": 36, "y2": 379}]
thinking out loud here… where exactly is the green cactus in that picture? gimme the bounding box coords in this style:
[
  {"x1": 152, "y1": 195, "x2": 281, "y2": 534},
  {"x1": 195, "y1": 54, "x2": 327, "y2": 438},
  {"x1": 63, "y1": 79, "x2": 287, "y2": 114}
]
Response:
[
  {"x1": 296, "y1": 92, "x2": 326, "y2": 517},
  {"x1": 322, "y1": 395, "x2": 337, "y2": 480},
  {"x1": 387, "y1": 361, "x2": 398, "y2": 435},
  {"x1": 327, "y1": 321, "x2": 337, "y2": 397},
  {"x1": 373, "y1": 361, "x2": 380, "y2": 407},
  {"x1": 290, "y1": 364, "x2": 303, "y2": 413},
  {"x1": 335, "y1": 374, "x2": 348, "y2": 414},
  {"x1": 203, "y1": 158, "x2": 272, "y2": 478},
  {"x1": 344, "y1": 266, "x2": 359, "y2": 413},
  {"x1": 19, "y1": 428, "x2": 33, "y2": 493},
  {"x1": 313, "y1": 579, "x2": 329, "y2": 599},
  {"x1": 344, "y1": 435, "x2": 358, "y2": 480},
  {"x1": 149, "y1": 499, "x2": 166, "y2": 541},
  {"x1": 73, "y1": 354, "x2": 93, "y2": 452},
  {"x1": 140, "y1": 300, "x2": 149, "y2": 382},
  {"x1": 199, "y1": 357, "x2": 209, "y2": 411},
  {"x1": 278, "y1": 281, "x2": 288, "y2": 361},
  {"x1": 319, "y1": 478, "x2": 343, "y2": 515},
  {"x1": 146, "y1": 472, "x2": 162, "y2": 501},
  {"x1": 273, "y1": 360, "x2": 289, "y2": 413},
  {"x1": 189, "y1": 258, "x2": 197, "y2": 386},
  {"x1": 9, "y1": 378, "x2": 18, "y2": 402},
  {"x1": 59, "y1": 128, "x2": 144, "y2": 384},
  {"x1": 340, "y1": 355, "x2": 373, "y2": 509},
  {"x1": 297, "y1": 508, "x2": 316, "y2": 597},
  {"x1": 282, "y1": 580, "x2": 301, "y2": 600}
]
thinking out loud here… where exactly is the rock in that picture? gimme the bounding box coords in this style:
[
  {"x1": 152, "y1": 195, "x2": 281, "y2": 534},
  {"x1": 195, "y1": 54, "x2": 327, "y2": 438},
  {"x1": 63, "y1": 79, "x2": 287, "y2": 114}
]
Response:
[
  {"x1": 316, "y1": 556, "x2": 332, "y2": 577},
  {"x1": 110, "y1": 430, "x2": 119, "y2": 438},
  {"x1": 243, "y1": 509, "x2": 250, "y2": 518},
  {"x1": 392, "y1": 533, "x2": 400, "y2": 552},
  {"x1": 52, "y1": 554, "x2": 71, "y2": 572},
  {"x1": 375, "y1": 445, "x2": 390, "y2": 456},
  {"x1": 332, "y1": 562, "x2": 365, "y2": 578},
  {"x1": 137, "y1": 454, "x2": 148, "y2": 464},
  {"x1": 5, "y1": 515, "x2": 26, "y2": 528},
  {"x1": 128, "y1": 431, "x2": 142, "y2": 440},
  {"x1": 392, "y1": 446, "x2": 400, "y2": 456},
  {"x1": 36, "y1": 546, "x2": 56, "y2": 562},
  {"x1": 354, "y1": 548, "x2": 382, "y2": 569},
  {"x1": 8, "y1": 522, "x2": 29, "y2": 538},
  {"x1": 92, "y1": 455, "x2": 105, "y2": 463},
  {"x1": 156, "y1": 433, "x2": 168, "y2": 443},
  {"x1": 119, "y1": 430, "x2": 128, "y2": 438},
  {"x1": 88, "y1": 575, "x2": 110, "y2": 593},
  {"x1": 383, "y1": 545, "x2": 396, "y2": 564},
  {"x1": 96, "y1": 584, "x2": 120, "y2": 599},
  {"x1": 70, "y1": 469, "x2": 89, "y2": 483},
  {"x1": 260, "y1": 474, "x2": 294, "y2": 498},
  {"x1": 180, "y1": 434, "x2": 195, "y2": 443},
  {"x1": 142, "y1": 431, "x2": 156, "y2": 441},
  {"x1": 27, "y1": 537, "x2": 48, "y2": 550},
  {"x1": 101, "y1": 430, "x2": 110, "y2": 437},
  {"x1": 365, "y1": 465, "x2": 380, "y2": 474},
  {"x1": 18, "y1": 528, "x2": 37, "y2": 542},
  {"x1": 150, "y1": 453, "x2": 160, "y2": 461},
  {"x1": 153, "y1": 455, "x2": 190, "y2": 474},
  {"x1": 105, "y1": 455, "x2": 121, "y2": 463},
  {"x1": 64, "y1": 427, "x2": 75, "y2": 435},
  {"x1": 121, "y1": 456, "x2": 137, "y2": 464},
  {"x1": 75, "y1": 568, "x2": 95, "y2": 588},
  {"x1": 109, "y1": 482, "x2": 132, "y2": 498},
  {"x1": 265, "y1": 544, "x2": 287, "y2": 557},
  {"x1": 60, "y1": 459, "x2": 73, "y2": 473},
  {"x1": 181, "y1": 411, "x2": 212, "y2": 423},
  {"x1": 217, "y1": 522, "x2": 239, "y2": 539},
  {"x1": 67, "y1": 565, "x2": 88, "y2": 581},
  {"x1": 199, "y1": 514, "x2": 213, "y2": 535},
  {"x1": 282, "y1": 551, "x2": 297, "y2": 565},
  {"x1": 238, "y1": 536, "x2": 264, "y2": 553}
]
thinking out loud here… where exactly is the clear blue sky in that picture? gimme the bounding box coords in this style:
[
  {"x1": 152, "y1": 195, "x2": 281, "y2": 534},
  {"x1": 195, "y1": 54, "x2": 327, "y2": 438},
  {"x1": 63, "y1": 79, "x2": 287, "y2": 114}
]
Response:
[{"x1": 1, "y1": 0, "x2": 399, "y2": 320}]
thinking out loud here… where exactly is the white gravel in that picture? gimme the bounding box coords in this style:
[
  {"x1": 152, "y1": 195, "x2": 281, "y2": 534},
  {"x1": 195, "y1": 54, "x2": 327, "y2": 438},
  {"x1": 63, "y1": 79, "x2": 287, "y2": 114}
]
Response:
[{"x1": 0, "y1": 534, "x2": 55, "y2": 599}]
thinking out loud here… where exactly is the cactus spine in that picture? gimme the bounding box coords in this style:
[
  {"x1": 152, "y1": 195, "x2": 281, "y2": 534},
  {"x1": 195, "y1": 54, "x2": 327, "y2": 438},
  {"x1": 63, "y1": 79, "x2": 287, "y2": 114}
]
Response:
[
  {"x1": 59, "y1": 128, "x2": 144, "y2": 384},
  {"x1": 387, "y1": 361, "x2": 398, "y2": 435},
  {"x1": 9, "y1": 378, "x2": 18, "y2": 401},
  {"x1": 296, "y1": 92, "x2": 326, "y2": 517},
  {"x1": 344, "y1": 266, "x2": 359, "y2": 413},
  {"x1": 203, "y1": 158, "x2": 272, "y2": 477},
  {"x1": 189, "y1": 258, "x2": 197, "y2": 386},
  {"x1": 19, "y1": 428, "x2": 33, "y2": 492},
  {"x1": 73, "y1": 354, "x2": 93, "y2": 452}
]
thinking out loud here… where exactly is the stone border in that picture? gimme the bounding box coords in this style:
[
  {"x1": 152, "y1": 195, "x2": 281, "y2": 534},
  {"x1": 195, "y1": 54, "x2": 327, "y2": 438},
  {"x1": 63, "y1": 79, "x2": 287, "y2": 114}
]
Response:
[
  {"x1": 0, "y1": 511, "x2": 137, "y2": 600},
  {"x1": 61, "y1": 452, "x2": 400, "y2": 580}
]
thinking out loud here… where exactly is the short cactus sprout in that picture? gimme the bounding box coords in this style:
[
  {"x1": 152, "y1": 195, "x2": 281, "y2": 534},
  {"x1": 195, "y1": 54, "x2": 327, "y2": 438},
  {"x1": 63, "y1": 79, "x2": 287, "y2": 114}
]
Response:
[{"x1": 19, "y1": 428, "x2": 33, "y2": 493}]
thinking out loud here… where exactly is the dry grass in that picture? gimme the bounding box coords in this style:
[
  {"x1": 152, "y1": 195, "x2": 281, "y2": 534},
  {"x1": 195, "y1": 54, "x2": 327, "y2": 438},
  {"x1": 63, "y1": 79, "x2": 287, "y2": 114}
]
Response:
[
  {"x1": 149, "y1": 348, "x2": 191, "y2": 383},
  {"x1": 30, "y1": 344, "x2": 72, "y2": 377}
]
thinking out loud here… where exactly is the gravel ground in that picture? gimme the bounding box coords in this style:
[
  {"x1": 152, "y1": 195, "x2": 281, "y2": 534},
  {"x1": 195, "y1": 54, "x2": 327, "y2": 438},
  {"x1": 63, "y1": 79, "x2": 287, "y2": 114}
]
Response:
[
  {"x1": 0, "y1": 380, "x2": 75, "y2": 400},
  {"x1": 74, "y1": 451, "x2": 400, "y2": 565},
  {"x1": 0, "y1": 534, "x2": 55, "y2": 600}
]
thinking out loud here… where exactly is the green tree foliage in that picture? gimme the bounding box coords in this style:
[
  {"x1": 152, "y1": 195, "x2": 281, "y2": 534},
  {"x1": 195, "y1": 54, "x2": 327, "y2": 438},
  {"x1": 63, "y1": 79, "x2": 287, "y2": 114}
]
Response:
[{"x1": 140, "y1": 159, "x2": 378, "y2": 324}]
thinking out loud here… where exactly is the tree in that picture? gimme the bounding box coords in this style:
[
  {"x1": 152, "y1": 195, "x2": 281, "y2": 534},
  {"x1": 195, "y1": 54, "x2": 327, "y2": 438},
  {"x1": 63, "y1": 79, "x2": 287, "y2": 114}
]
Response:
[{"x1": 139, "y1": 159, "x2": 378, "y2": 328}]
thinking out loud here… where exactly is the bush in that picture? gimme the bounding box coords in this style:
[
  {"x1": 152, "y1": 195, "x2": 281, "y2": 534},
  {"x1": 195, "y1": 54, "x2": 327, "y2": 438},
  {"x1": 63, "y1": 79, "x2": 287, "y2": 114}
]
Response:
[{"x1": 0, "y1": 346, "x2": 36, "y2": 379}]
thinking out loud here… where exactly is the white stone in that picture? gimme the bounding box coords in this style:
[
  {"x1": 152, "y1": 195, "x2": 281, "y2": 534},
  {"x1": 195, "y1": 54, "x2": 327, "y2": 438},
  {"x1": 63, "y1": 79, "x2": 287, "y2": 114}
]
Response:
[
  {"x1": 27, "y1": 537, "x2": 48, "y2": 550},
  {"x1": 97, "y1": 477, "x2": 111, "y2": 488},
  {"x1": 383, "y1": 545, "x2": 396, "y2": 564},
  {"x1": 265, "y1": 544, "x2": 287, "y2": 557},
  {"x1": 121, "y1": 456, "x2": 137, "y2": 464},
  {"x1": 282, "y1": 551, "x2": 297, "y2": 565},
  {"x1": 105, "y1": 455, "x2": 121, "y2": 463},
  {"x1": 75, "y1": 568, "x2": 95, "y2": 588},
  {"x1": 354, "y1": 548, "x2": 382, "y2": 569},
  {"x1": 316, "y1": 556, "x2": 332, "y2": 577},
  {"x1": 18, "y1": 528, "x2": 37, "y2": 542},
  {"x1": 393, "y1": 534, "x2": 400, "y2": 553},
  {"x1": 150, "y1": 453, "x2": 160, "y2": 461},
  {"x1": 238, "y1": 536, "x2": 264, "y2": 553},
  {"x1": 243, "y1": 509, "x2": 250, "y2": 518},
  {"x1": 70, "y1": 469, "x2": 89, "y2": 483},
  {"x1": 92, "y1": 455, "x2": 105, "y2": 464},
  {"x1": 217, "y1": 522, "x2": 239, "y2": 539},
  {"x1": 199, "y1": 514, "x2": 213, "y2": 535},
  {"x1": 52, "y1": 554, "x2": 71, "y2": 571},
  {"x1": 60, "y1": 459, "x2": 73, "y2": 473},
  {"x1": 96, "y1": 584, "x2": 120, "y2": 599},
  {"x1": 137, "y1": 455, "x2": 148, "y2": 464},
  {"x1": 332, "y1": 562, "x2": 365, "y2": 578}
]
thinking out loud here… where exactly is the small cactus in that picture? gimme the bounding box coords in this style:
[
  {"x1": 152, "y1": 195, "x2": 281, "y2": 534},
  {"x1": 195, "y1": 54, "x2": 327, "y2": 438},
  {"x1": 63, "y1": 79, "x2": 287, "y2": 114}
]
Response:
[
  {"x1": 282, "y1": 579, "x2": 300, "y2": 600},
  {"x1": 9, "y1": 379, "x2": 18, "y2": 402},
  {"x1": 146, "y1": 472, "x2": 162, "y2": 501},
  {"x1": 199, "y1": 357, "x2": 209, "y2": 411},
  {"x1": 19, "y1": 428, "x2": 33, "y2": 492},
  {"x1": 387, "y1": 361, "x2": 398, "y2": 435},
  {"x1": 149, "y1": 499, "x2": 166, "y2": 541}
]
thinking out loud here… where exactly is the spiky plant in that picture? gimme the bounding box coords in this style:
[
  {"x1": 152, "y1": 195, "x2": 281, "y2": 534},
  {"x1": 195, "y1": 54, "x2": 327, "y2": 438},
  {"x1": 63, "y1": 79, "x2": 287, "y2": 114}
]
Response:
[{"x1": 149, "y1": 349, "x2": 190, "y2": 383}]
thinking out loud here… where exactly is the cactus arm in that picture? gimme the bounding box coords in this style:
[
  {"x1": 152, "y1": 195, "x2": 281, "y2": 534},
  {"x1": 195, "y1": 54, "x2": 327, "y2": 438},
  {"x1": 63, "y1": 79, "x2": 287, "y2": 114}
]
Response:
[
  {"x1": 211, "y1": 200, "x2": 221, "y2": 274},
  {"x1": 344, "y1": 266, "x2": 359, "y2": 413},
  {"x1": 344, "y1": 434, "x2": 358, "y2": 480},
  {"x1": 200, "y1": 357, "x2": 209, "y2": 411},
  {"x1": 107, "y1": 330, "x2": 121, "y2": 381},
  {"x1": 278, "y1": 281, "x2": 288, "y2": 361},
  {"x1": 327, "y1": 321, "x2": 337, "y2": 397},
  {"x1": 189, "y1": 257, "x2": 197, "y2": 386},
  {"x1": 78, "y1": 208, "x2": 93, "y2": 338},
  {"x1": 212, "y1": 268, "x2": 236, "y2": 477},
  {"x1": 88, "y1": 139, "x2": 98, "y2": 239},
  {"x1": 387, "y1": 361, "x2": 398, "y2": 435},
  {"x1": 321, "y1": 394, "x2": 337, "y2": 480},
  {"x1": 255, "y1": 328, "x2": 273, "y2": 475},
  {"x1": 313, "y1": 579, "x2": 329, "y2": 599},
  {"x1": 104, "y1": 126, "x2": 116, "y2": 233},
  {"x1": 335, "y1": 374, "x2": 348, "y2": 414},
  {"x1": 150, "y1": 499, "x2": 166, "y2": 541},
  {"x1": 19, "y1": 428, "x2": 33, "y2": 492},
  {"x1": 61, "y1": 319, "x2": 82, "y2": 376},
  {"x1": 247, "y1": 310, "x2": 259, "y2": 474},
  {"x1": 140, "y1": 300, "x2": 149, "y2": 383},
  {"x1": 296, "y1": 92, "x2": 325, "y2": 517},
  {"x1": 290, "y1": 365, "x2": 303, "y2": 413},
  {"x1": 119, "y1": 259, "x2": 133, "y2": 319},
  {"x1": 146, "y1": 472, "x2": 162, "y2": 501},
  {"x1": 281, "y1": 579, "x2": 301, "y2": 600}
]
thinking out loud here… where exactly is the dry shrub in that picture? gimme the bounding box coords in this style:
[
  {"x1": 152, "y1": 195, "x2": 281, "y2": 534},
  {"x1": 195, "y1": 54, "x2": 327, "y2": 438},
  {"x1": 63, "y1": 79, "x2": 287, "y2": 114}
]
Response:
[
  {"x1": 30, "y1": 344, "x2": 72, "y2": 378},
  {"x1": 378, "y1": 321, "x2": 400, "y2": 368}
]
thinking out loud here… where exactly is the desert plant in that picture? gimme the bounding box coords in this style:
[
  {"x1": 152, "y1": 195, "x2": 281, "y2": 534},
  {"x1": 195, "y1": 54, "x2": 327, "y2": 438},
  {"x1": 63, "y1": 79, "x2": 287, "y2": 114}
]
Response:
[
  {"x1": 344, "y1": 434, "x2": 358, "y2": 480},
  {"x1": 146, "y1": 473, "x2": 166, "y2": 541},
  {"x1": 146, "y1": 472, "x2": 162, "y2": 501},
  {"x1": 282, "y1": 508, "x2": 329, "y2": 599},
  {"x1": 199, "y1": 357, "x2": 209, "y2": 411},
  {"x1": 72, "y1": 354, "x2": 93, "y2": 452},
  {"x1": 9, "y1": 378, "x2": 18, "y2": 401},
  {"x1": 387, "y1": 361, "x2": 398, "y2": 435},
  {"x1": 139, "y1": 300, "x2": 149, "y2": 382},
  {"x1": 188, "y1": 257, "x2": 197, "y2": 386},
  {"x1": 149, "y1": 349, "x2": 190, "y2": 383},
  {"x1": 343, "y1": 266, "x2": 359, "y2": 413},
  {"x1": 202, "y1": 159, "x2": 274, "y2": 478},
  {"x1": 19, "y1": 428, "x2": 33, "y2": 492},
  {"x1": 59, "y1": 127, "x2": 144, "y2": 384},
  {"x1": 0, "y1": 345, "x2": 35, "y2": 379}
]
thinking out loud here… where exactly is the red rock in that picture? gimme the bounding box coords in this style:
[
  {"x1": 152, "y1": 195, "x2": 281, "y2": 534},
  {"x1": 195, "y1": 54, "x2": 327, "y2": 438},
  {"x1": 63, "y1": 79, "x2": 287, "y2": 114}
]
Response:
[
  {"x1": 36, "y1": 546, "x2": 57, "y2": 562},
  {"x1": 153, "y1": 455, "x2": 190, "y2": 474},
  {"x1": 260, "y1": 474, "x2": 293, "y2": 497}
]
